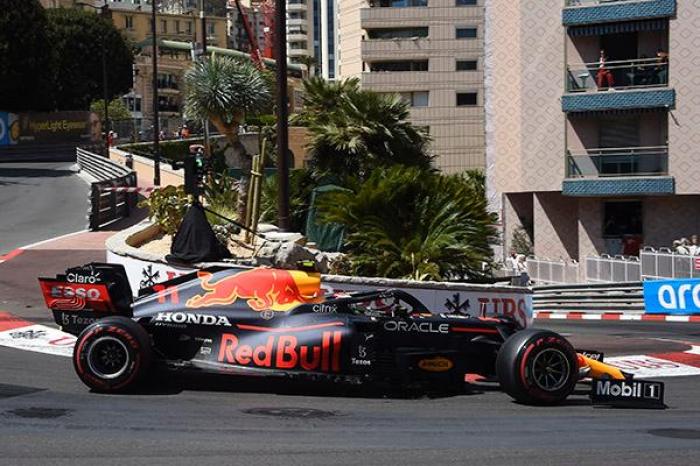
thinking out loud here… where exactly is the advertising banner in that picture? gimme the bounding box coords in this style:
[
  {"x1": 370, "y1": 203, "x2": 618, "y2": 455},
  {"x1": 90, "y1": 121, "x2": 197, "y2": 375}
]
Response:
[
  {"x1": 0, "y1": 112, "x2": 19, "y2": 146},
  {"x1": 643, "y1": 279, "x2": 700, "y2": 315}
]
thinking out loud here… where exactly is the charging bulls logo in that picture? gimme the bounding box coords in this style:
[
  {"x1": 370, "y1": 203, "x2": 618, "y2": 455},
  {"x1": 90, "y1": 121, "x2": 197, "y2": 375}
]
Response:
[{"x1": 186, "y1": 268, "x2": 323, "y2": 312}]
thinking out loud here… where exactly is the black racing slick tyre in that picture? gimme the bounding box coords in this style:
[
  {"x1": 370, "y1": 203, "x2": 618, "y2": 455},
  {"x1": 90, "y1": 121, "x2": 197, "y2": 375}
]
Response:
[
  {"x1": 73, "y1": 316, "x2": 152, "y2": 393},
  {"x1": 496, "y1": 329, "x2": 578, "y2": 405}
]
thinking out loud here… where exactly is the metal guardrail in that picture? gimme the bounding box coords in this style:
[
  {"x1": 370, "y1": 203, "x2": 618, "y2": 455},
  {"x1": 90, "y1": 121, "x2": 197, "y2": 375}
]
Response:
[
  {"x1": 640, "y1": 248, "x2": 700, "y2": 280},
  {"x1": 566, "y1": 145, "x2": 668, "y2": 178},
  {"x1": 585, "y1": 254, "x2": 641, "y2": 283},
  {"x1": 566, "y1": 57, "x2": 668, "y2": 92},
  {"x1": 526, "y1": 257, "x2": 581, "y2": 285},
  {"x1": 76, "y1": 148, "x2": 138, "y2": 231}
]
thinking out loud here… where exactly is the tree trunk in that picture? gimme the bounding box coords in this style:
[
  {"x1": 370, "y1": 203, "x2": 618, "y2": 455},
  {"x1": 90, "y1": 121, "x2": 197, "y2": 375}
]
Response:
[{"x1": 209, "y1": 116, "x2": 249, "y2": 222}]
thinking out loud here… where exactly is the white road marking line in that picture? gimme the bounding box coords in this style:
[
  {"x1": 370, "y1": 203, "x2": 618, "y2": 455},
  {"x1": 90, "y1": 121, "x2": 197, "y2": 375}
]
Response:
[
  {"x1": 19, "y1": 229, "x2": 89, "y2": 250},
  {"x1": 0, "y1": 324, "x2": 74, "y2": 357}
]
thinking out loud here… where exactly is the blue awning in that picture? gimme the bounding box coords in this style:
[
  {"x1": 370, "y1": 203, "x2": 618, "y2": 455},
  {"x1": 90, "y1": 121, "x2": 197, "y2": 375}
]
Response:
[{"x1": 568, "y1": 19, "x2": 667, "y2": 37}]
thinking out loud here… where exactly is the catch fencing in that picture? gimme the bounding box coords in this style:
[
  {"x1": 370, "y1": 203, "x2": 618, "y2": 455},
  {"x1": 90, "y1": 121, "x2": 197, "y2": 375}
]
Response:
[{"x1": 77, "y1": 148, "x2": 138, "y2": 230}]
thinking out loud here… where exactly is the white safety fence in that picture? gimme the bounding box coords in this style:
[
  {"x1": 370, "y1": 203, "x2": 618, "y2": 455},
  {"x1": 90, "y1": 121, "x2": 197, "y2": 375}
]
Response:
[
  {"x1": 585, "y1": 255, "x2": 641, "y2": 283},
  {"x1": 526, "y1": 257, "x2": 581, "y2": 285},
  {"x1": 640, "y1": 248, "x2": 700, "y2": 280}
]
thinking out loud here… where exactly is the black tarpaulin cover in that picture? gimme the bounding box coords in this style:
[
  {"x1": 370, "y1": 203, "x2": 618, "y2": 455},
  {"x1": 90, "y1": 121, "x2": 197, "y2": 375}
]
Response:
[{"x1": 166, "y1": 203, "x2": 231, "y2": 264}]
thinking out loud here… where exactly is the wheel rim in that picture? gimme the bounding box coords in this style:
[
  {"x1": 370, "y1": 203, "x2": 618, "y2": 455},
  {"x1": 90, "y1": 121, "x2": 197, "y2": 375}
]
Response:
[
  {"x1": 531, "y1": 348, "x2": 570, "y2": 391},
  {"x1": 87, "y1": 336, "x2": 130, "y2": 380}
]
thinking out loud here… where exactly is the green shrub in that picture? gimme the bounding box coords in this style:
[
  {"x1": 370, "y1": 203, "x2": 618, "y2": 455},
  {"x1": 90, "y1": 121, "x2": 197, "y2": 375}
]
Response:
[{"x1": 137, "y1": 185, "x2": 191, "y2": 235}]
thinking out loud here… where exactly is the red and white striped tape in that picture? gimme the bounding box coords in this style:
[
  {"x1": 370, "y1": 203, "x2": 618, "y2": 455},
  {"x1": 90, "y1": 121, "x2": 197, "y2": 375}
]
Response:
[
  {"x1": 534, "y1": 311, "x2": 700, "y2": 323},
  {"x1": 100, "y1": 186, "x2": 158, "y2": 193}
]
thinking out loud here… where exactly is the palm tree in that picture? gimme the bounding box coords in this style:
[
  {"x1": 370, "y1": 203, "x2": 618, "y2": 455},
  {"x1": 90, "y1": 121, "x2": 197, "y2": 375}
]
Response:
[
  {"x1": 183, "y1": 55, "x2": 271, "y2": 219},
  {"x1": 296, "y1": 55, "x2": 317, "y2": 78},
  {"x1": 318, "y1": 166, "x2": 498, "y2": 281},
  {"x1": 292, "y1": 77, "x2": 433, "y2": 179}
]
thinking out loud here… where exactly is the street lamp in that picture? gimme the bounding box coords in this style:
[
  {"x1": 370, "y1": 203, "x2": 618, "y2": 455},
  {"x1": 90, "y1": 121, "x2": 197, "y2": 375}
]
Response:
[
  {"x1": 274, "y1": 0, "x2": 290, "y2": 231},
  {"x1": 151, "y1": 0, "x2": 161, "y2": 186},
  {"x1": 77, "y1": 1, "x2": 111, "y2": 154}
]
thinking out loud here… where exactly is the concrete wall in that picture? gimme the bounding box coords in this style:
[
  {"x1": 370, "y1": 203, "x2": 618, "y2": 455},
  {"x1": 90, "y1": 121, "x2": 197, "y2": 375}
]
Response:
[
  {"x1": 643, "y1": 196, "x2": 700, "y2": 248},
  {"x1": 578, "y1": 198, "x2": 605, "y2": 258},
  {"x1": 533, "y1": 192, "x2": 579, "y2": 260},
  {"x1": 668, "y1": 1, "x2": 700, "y2": 194},
  {"x1": 487, "y1": 0, "x2": 565, "y2": 194}
]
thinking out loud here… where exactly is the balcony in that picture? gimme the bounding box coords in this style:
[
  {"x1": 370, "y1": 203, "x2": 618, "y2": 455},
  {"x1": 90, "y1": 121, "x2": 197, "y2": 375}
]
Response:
[
  {"x1": 287, "y1": 18, "x2": 307, "y2": 27},
  {"x1": 562, "y1": 88, "x2": 675, "y2": 113},
  {"x1": 563, "y1": 0, "x2": 676, "y2": 27},
  {"x1": 288, "y1": 3, "x2": 307, "y2": 12},
  {"x1": 566, "y1": 58, "x2": 667, "y2": 93},
  {"x1": 563, "y1": 145, "x2": 674, "y2": 196},
  {"x1": 157, "y1": 81, "x2": 179, "y2": 92}
]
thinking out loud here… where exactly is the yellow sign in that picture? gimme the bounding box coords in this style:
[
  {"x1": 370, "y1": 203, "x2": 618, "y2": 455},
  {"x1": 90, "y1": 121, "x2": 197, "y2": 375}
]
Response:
[{"x1": 418, "y1": 357, "x2": 454, "y2": 372}]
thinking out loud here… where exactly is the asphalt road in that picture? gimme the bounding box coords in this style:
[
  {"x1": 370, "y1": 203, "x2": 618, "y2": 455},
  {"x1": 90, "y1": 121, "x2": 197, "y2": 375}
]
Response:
[
  {"x1": 0, "y1": 320, "x2": 699, "y2": 466},
  {"x1": 0, "y1": 162, "x2": 89, "y2": 255}
]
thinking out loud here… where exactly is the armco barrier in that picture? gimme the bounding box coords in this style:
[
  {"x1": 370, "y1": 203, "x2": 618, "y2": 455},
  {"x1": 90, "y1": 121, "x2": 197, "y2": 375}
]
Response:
[{"x1": 77, "y1": 148, "x2": 138, "y2": 230}]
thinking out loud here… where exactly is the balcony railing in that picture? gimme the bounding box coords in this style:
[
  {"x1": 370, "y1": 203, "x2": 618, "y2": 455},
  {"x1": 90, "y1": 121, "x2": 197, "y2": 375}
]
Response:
[
  {"x1": 565, "y1": 0, "x2": 644, "y2": 6},
  {"x1": 566, "y1": 145, "x2": 668, "y2": 178},
  {"x1": 368, "y1": 0, "x2": 428, "y2": 6},
  {"x1": 157, "y1": 81, "x2": 179, "y2": 90},
  {"x1": 567, "y1": 58, "x2": 668, "y2": 92}
]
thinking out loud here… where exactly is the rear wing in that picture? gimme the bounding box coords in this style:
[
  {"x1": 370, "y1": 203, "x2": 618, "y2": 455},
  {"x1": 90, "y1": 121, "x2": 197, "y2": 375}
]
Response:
[{"x1": 38, "y1": 263, "x2": 133, "y2": 334}]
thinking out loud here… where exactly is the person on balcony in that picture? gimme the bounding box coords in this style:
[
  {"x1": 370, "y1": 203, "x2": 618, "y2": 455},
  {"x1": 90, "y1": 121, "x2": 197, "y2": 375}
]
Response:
[
  {"x1": 634, "y1": 54, "x2": 653, "y2": 86},
  {"x1": 654, "y1": 49, "x2": 669, "y2": 85},
  {"x1": 596, "y1": 49, "x2": 615, "y2": 90}
]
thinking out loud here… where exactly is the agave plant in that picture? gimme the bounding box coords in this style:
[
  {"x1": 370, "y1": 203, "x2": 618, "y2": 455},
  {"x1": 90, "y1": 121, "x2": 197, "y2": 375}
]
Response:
[
  {"x1": 183, "y1": 55, "x2": 271, "y2": 219},
  {"x1": 318, "y1": 166, "x2": 498, "y2": 281}
]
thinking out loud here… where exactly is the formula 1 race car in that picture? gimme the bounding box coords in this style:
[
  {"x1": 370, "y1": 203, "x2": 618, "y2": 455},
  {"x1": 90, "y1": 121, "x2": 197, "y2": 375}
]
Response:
[{"x1": 39, "y1": 263, "x2": 665, "y2": 408}]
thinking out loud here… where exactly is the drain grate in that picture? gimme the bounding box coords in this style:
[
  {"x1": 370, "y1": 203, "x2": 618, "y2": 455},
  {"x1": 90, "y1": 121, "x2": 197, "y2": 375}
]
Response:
[
  {"x1": 242, "y1": 407, "x2": 336, "y2": 419},
  {"x1": 0, "y1": 383, "x2": 44, "y2": 399},
  {"x1": 648, "y1": 428, "x2": 700, "y2": 440},
  {"x1": 6, "y1": 407, "x2": 71, "y2": 419}
]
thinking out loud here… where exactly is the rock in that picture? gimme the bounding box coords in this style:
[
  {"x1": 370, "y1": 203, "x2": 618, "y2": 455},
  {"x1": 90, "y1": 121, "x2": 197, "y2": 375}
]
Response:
[
  {"x1": 262, "y1": 231, "x2": 305, "y2": 244},
  {"x1": 257, "y1": 223, "x2": 279, "y2": 234}
]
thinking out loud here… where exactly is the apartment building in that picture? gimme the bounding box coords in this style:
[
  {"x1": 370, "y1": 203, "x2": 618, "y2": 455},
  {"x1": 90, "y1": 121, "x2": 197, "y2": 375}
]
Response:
[
  {"x1": 487, "y1": 0, "x2": 698, "y2": 261},
  {"x1": 98, "y1": 1, "x2": 228, "y2": 47},
  {"x1": 337, "y1": 0, "x2": 485, "y2": 172}
]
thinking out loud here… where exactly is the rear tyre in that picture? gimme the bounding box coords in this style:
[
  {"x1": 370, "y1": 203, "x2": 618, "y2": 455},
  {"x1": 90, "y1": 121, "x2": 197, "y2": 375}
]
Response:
[
  {"x1": 496, "y1": 329, "x2": 578, "y2": 405},
  {"x1": 73, "y1": 316, "x2": 152, "y2": 393}
]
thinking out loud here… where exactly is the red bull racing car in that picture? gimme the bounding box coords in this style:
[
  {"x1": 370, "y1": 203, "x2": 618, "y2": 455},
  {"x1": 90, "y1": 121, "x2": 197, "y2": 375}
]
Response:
[{"x1": 39, "y1": 263, "x2": 665, "y2": 408}]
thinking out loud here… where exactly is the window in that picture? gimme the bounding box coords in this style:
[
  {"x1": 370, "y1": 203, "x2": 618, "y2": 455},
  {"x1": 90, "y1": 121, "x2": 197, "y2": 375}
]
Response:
[
  {"x1": 175, "y1": 20, "x2": 181, "y2": 34},
  {"x1": 456, "y1": 0, "x2": 477, "y2": 5},
  {"x1": 370, "y1": 60, "x2": 428, "y2": 72},
  {"x1": 367, "y1": 27, "x2": 429, "y2": 40},
  {"x1": 124, "y1": 15, "x2": 134, "y2": 30},
  {"x1": 207, "y1": 23, "x2": 216, "y2": 35},
  {"x1": 290, "y1": 41, "x2": 308, "y2": 49},
  {"x1": 289, "y1": 12, "x2": 306, "y2": 20},
  {"x1": 456, "y1": 60, "x2": 477, "y2": 71},
  {"x1": 399, "y1": 91, "x2": 429, "y2": 107},
  {"x1": 160, "y1": 20, "x2": 167, "y2": 33},
  {"x1": 456, "y1": 27, "x2": 477, "y2": 39},
  {"x1": 456, "y1": 92, "x2": 478, "y2": 106},
  {"x1": 603, "y1": 201, "x2": 642, "y2": 237},
  {"x1": 186, "y1": 21, "x2": 192, "y2": 34}
]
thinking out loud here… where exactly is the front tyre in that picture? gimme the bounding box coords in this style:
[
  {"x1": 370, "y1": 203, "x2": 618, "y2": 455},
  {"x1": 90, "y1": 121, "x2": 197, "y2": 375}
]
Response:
[
  {"x1": 496, "y1": 329, "x2": 578, "y2": 405},
  {"x1": 73, "y1": 316, "x2": 152, "y2": 393}
]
